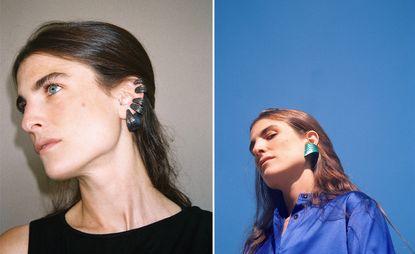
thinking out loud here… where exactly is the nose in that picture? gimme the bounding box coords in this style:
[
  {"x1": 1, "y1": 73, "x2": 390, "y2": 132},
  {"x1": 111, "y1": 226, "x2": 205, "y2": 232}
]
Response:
[
  {"x1": 252, "y1": 139, "x2": 266, "y2": 157},
  {"x1": 21, "y1": 104, "x2": 44, "y2": 133}
]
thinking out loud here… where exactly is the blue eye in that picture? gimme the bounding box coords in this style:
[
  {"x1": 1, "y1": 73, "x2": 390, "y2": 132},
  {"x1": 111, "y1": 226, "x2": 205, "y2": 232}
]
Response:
[{"x1": 46, "y1": 84, "x2": 62, "y2": 95}]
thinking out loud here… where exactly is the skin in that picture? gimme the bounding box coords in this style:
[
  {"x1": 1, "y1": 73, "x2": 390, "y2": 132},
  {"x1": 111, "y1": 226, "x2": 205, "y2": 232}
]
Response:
[
  {"x1": 250, "y1": 119, "x2": 319, "y2": 235},
  {"x1": 0, "y1": 53, "x2": 180, "y2": 253}
]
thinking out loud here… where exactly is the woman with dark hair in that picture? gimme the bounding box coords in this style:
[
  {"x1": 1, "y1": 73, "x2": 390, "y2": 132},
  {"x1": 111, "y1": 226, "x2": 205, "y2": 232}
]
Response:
[
  {"x1": 244, "y1": 108, "x2": 395, "y2": 254},
  {"x1": 0, "y1": 21, "x2": 211, "y2": 253}
]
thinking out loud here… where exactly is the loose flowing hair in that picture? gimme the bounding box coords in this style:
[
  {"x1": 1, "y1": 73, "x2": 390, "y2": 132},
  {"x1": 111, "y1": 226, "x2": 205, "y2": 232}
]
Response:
[
  {"x1": 244, "y1": 109, "x2": 357, "y2": 254},
  {"x1": 12, "y1": 21, "x2": 191, "y2": 214}
]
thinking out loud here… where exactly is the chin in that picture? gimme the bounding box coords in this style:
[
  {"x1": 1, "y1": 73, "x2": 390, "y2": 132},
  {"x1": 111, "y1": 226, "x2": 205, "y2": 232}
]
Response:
[
  {"x1": 261, "y1": 168, "x2": 288, "y2": 189},
  {"x1": 262, "y1": 178, "x2": 280, "y2": 190},
  {"x1": 42, "y1": 160, "x2": 78, "y2": 180},
  {"x1": 45, "y1": 168, "x2": 75, "y2": 181}
]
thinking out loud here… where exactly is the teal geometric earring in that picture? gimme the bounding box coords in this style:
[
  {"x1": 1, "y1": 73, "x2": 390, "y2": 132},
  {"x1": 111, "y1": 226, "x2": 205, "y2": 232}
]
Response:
[{"x1": 304, "y1": 143, "x2": 319, "y2": 157}]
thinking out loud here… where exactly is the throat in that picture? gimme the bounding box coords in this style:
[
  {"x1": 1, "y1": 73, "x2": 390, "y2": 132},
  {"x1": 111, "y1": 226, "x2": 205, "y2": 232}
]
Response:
[{"x1": 64, "y1": 188, "x2": 181, "y2": 234}]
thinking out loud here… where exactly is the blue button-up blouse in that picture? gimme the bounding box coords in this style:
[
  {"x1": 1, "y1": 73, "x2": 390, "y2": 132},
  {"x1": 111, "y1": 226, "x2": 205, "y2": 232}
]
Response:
[{"x1": 255, "y1": 191, "x2": 395, "y2": 254}]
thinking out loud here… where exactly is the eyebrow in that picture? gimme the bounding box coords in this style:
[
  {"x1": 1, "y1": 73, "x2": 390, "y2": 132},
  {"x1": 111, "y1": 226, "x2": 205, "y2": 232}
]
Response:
[
  {"x1": 249, "y1": 125, "x2": 279, "y2": 152},
  {"x1": 32, "y1": 72, "x2": 68, "y2": 91}
]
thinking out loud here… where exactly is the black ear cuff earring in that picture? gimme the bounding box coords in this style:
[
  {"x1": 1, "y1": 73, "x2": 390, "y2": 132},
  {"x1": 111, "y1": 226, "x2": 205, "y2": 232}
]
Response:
[
  {"x1": 126, "y1": 109, "x2": 141, "y2": 132},
  {"x1": 126, "y1": 78, "x2": 146, "y2": 132},
  {"x1": 134, "y1": 77, "x2": 143, "y2": 85},
  {"x1": 135, "y1": 85, "x2": 147, "y2": 93},
  {"x1": 130, "y1": 98, "x2": 144, "y2": 113}
]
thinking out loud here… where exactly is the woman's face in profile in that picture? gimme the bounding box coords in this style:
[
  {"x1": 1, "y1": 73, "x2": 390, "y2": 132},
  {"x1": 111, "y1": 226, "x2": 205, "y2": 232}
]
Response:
[
  {"x1": 250, "y1": 119, "x2": 308, "y2": 188},
  {"x1": 16, "y1": 53, "x2": 122, "y2": 180}
]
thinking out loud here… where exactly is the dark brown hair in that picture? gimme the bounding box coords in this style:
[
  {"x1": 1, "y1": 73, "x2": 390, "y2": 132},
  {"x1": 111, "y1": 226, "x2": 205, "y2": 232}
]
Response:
[
  {"x1": 244, "y1": 108, "x2": 357, "y2": 253},
  {"x1": 12, "y1": 21, "x2": 191, "y2": 213}
]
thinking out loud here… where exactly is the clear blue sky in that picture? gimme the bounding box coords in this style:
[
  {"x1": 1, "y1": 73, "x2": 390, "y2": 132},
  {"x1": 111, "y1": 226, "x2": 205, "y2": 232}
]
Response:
[{"x1": 215, "y1": 1, "x2": 415, "y2": 253}]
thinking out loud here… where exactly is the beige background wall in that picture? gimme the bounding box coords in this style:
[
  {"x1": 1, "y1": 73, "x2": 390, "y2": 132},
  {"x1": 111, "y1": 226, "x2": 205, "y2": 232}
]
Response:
[{"x1": 0, "y1": 0, "x2": 212, "y2": 233}]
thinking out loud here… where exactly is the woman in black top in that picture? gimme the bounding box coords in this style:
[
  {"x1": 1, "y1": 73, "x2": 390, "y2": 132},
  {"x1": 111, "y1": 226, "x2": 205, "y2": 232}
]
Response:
[{"x1": 0, "y1": 21, "x2": 211, "y2": 253}]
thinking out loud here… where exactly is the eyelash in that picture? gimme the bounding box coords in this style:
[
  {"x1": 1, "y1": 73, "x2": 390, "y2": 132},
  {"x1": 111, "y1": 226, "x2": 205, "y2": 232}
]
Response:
[
  {"x1": 249, "y1": 132, "x2": 278, "y2": 154},
  {"x1": 265, "y1": 132, "x2": 277, "y2": 140},
  {"x1": 16, "y1": 83, "x2": 62, "y2": 114},
  {"x1": 44, "y1": 83, "x2": 62, "y2": 96}
]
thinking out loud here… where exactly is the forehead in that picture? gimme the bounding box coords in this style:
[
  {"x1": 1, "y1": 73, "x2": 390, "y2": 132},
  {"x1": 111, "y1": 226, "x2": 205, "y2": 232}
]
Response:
[
  {"x1": 16, "y1": 53, "x2": 95, "y2": 93},
  {"x1": 250, "y1": 119, "x2": 293, "y2": 137}
]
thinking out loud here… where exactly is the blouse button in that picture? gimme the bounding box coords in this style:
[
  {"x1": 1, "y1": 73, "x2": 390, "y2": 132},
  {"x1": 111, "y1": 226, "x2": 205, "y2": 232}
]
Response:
[
  {"x1": 302, "y1": 194, "x2": 308, "y2": 199},
  {"x1": 293, "y1": 214, "x2": 299, "y2": 220}
]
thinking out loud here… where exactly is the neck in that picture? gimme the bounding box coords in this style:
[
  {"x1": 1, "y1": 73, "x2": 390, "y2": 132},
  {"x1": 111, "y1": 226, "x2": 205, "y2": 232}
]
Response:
[
  {"x1": 280, "y1": 168, "x2": 314, "y2": 215},
  {"x1": 66, "y1": 131, "x2": 180, "y2": 233}
]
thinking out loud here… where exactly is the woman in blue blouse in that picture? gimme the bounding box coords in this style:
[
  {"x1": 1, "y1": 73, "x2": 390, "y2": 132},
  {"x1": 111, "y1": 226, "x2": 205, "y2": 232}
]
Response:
[{"x1": 244, "y1": 108, "x2": 395, "y2": 254}]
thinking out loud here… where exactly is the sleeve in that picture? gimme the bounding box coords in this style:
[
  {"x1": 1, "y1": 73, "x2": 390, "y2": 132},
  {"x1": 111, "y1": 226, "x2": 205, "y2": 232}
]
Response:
[{"x1": 346, "y1": 198, "x2": 395, "y2": 254}]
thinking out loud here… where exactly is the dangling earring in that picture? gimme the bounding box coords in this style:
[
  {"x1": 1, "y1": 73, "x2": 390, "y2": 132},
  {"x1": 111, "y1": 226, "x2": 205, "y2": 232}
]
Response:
[
  {"x1": 304, "y1": 143, "x2": 319, "y2": 157},
  {"x1": 304, "y1": 143, "x2": 319, "y2": 168},
  {"x1": 126, "y1": 78, "x2": 146, "y2": 132},
  {"x1": 126, "y1": 109, "x2": 141, "y2": 132}
]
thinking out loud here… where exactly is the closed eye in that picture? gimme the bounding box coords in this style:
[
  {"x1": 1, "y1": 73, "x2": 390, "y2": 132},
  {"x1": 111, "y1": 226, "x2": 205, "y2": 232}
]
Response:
[{"x1": 265, "y1": 132, "x2": 277, "y2": 140}]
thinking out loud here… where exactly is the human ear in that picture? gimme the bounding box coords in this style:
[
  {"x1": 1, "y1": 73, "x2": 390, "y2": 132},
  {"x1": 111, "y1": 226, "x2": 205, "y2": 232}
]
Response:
[
  {"x1": 305, "y1": 130, "x2": 319, "y2": 145},
  {"x1": 111, "y1": 77, "x2": 145, "y2": 119}
]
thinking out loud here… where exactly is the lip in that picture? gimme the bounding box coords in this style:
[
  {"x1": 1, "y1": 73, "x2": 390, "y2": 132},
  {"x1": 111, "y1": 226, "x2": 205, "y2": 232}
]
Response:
[
  {"x1": 259, "y1": 155, "x2": 275, "y2": 169},
  {"x1": 35, "y1": 139, "x2": 61, "y2": 154}
]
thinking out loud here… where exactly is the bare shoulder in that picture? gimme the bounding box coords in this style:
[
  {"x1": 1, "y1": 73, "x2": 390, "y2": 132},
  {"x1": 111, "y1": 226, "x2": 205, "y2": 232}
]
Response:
[{"x1": 0, "y1": 224, "x2": 29, "y2": 254}]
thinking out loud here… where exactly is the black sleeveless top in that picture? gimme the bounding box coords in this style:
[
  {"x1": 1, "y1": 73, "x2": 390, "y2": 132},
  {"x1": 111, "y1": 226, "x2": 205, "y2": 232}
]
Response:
[{"x1": 28, "y1": 206, "x2": 212, "y2": 254}]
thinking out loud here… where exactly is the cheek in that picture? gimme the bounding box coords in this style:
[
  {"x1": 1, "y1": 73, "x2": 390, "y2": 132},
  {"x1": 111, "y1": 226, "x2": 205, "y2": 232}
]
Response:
[
  {"x1": 63, "y1": 99, "x2": 120, "y2": 151},
  {"x1": 44, "y1": 103, "x2": 120, "y2": 178},
  {"x1": 78, "y1": 100, "x2": 118, "y2": 134},
  {"x1": 39, "y1": 86, "x2": 122, "y2": 177},
  {"x1": 279, "y1": 139, "x2": 305, "y2": 162}
]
